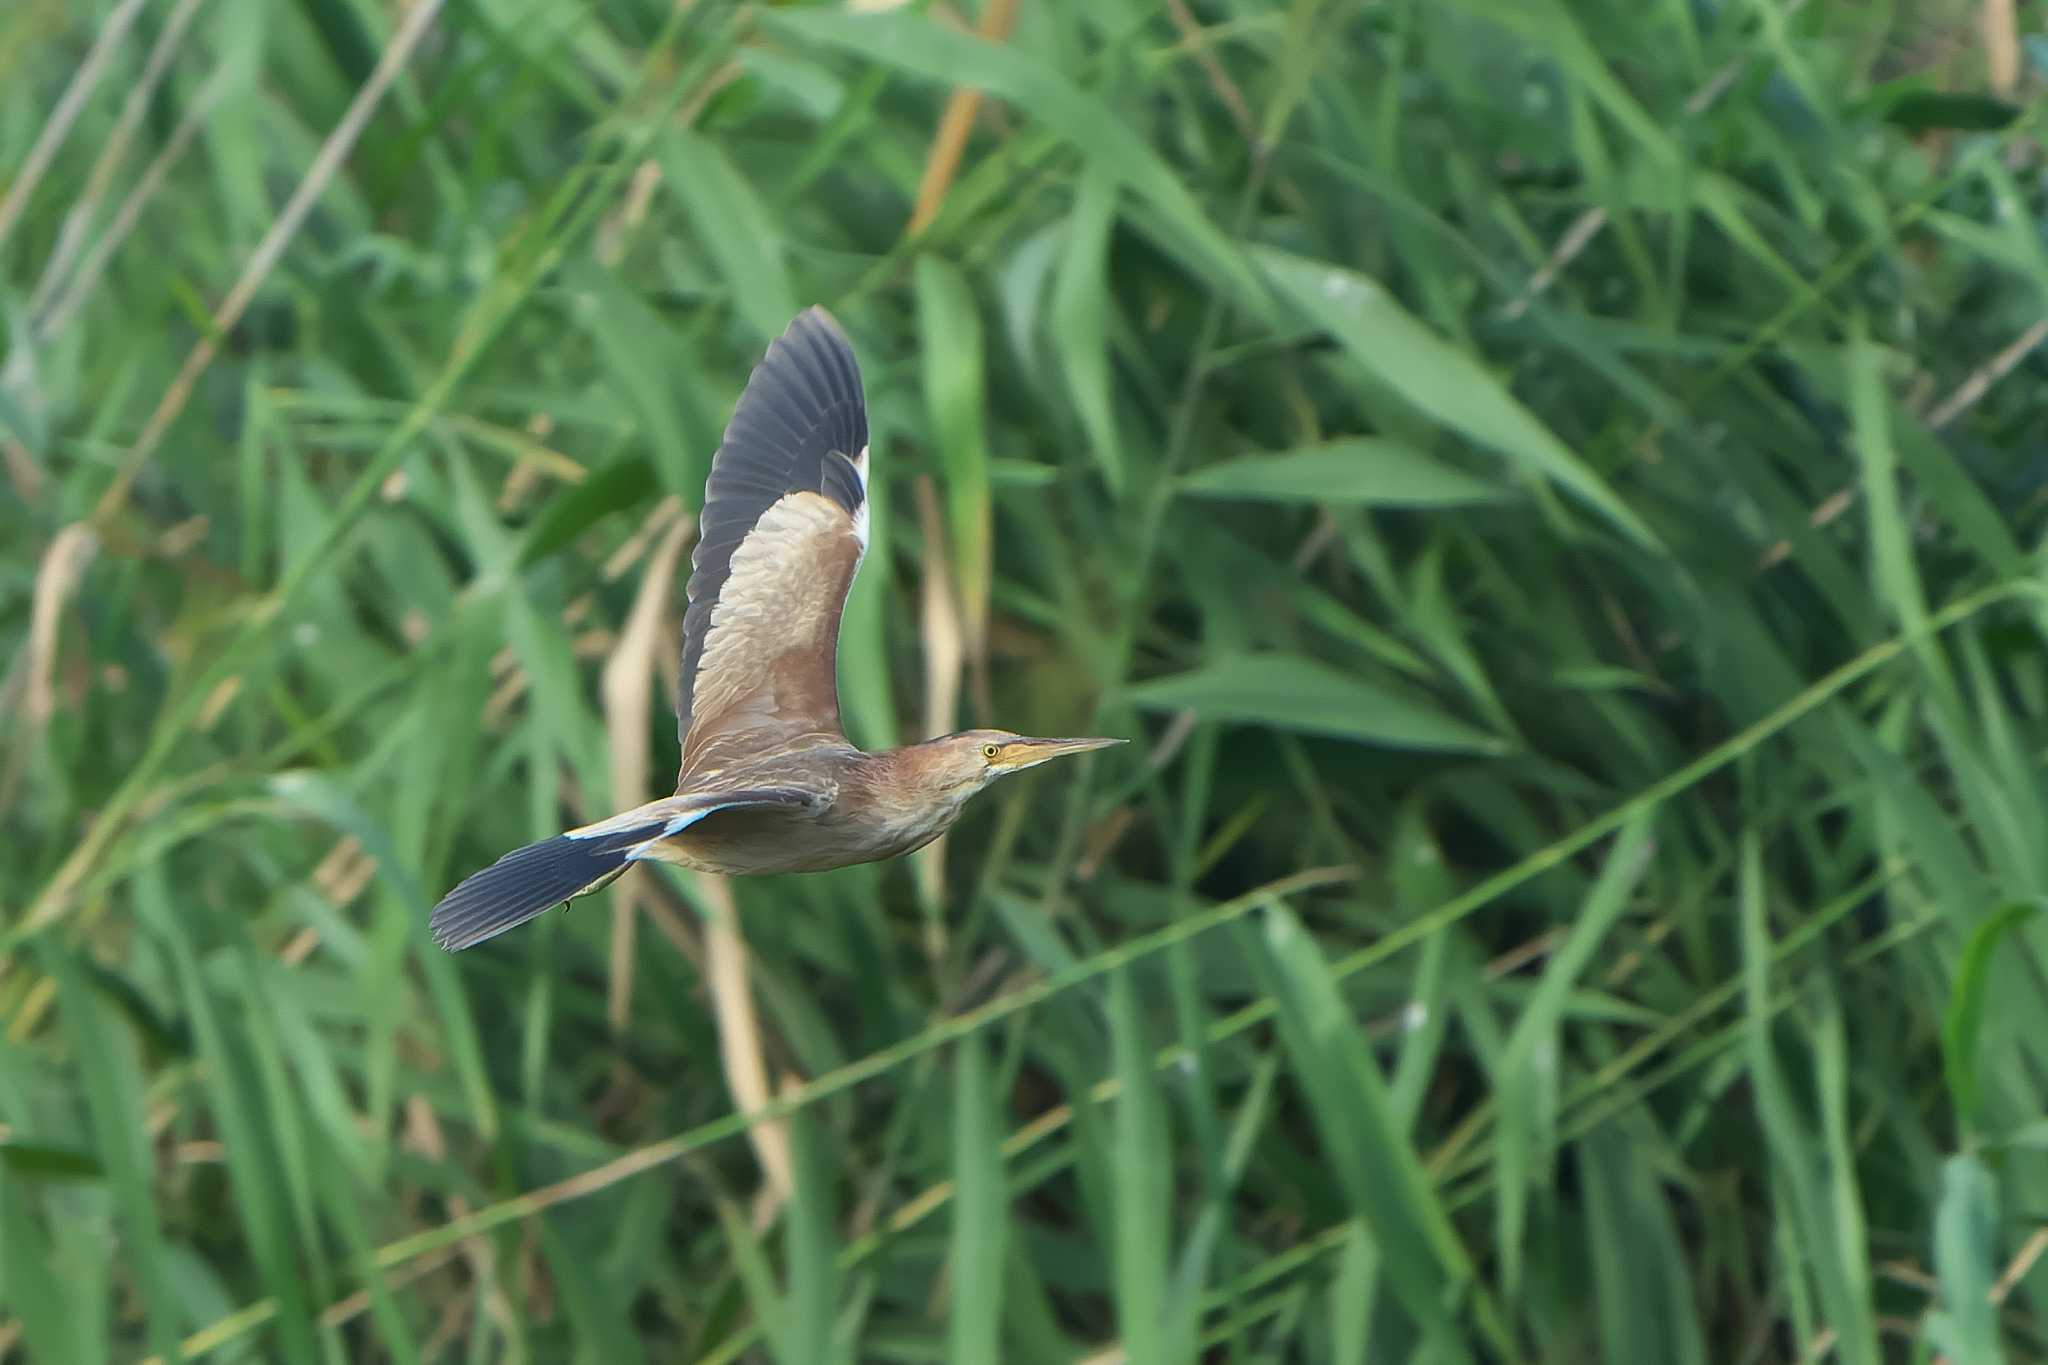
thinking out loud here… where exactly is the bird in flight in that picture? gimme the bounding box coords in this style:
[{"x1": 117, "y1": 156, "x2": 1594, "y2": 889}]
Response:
[{"x1": 430, "y1": 307, "x2": 1122, "y2": 951}]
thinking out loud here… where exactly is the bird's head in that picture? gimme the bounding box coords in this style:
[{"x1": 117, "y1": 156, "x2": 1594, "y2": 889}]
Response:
[{"x1": 920, "y1": 729, "x2": 1126, "y2": 794}]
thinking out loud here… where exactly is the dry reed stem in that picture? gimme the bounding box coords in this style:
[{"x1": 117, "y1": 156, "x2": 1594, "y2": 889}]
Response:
[
  {"x1": 904, "y1": 0, "x2": 1021, "y2": 238},
  {"x1": 1500, "y1": 207, "x2": 1607, "y2": 321},
  {"x1": 1925, "y1": 317, "x2": 2047, "y2": 431},
  {"x1": 701, "y1": 872, "x2": 796, "y2": 1219},
  {"x1": 0, "y1": 0, "x2": 150, "y2": 252},
  {"x1": 91, "y1": 0, "x2": 448, "y2": 525},
  {"x1": 913, "y1": 474, "x2": 965, "y2": 924},
  {"x1": 1164, "y1": 0, "x2": 1255, "y2": 145},
  {"x1": 2, "y1": 525, "x2": 99, "y2": 811},
  {"x1": 1499, "y1": 13, "x2": 1793, "y2": 322},
  {"x1": 1981, "y1": 0, "x2": 2019, "y2": 95},
  {"x1": 599, "y1": 510, "x2": 695, "y2": 1033},
  {"x1": 20, "y1": 524, "x2": 96, "y2": 732},
  {"x1": 29, "y1": 0, "x2": 214, "y2": 320},
  {"x1": 1993, "y1": 1226, "x2": 2048, "y2": 1304},
  {"x1": 1759, "y1": 318, "x2": 2048, "y2": 571}
]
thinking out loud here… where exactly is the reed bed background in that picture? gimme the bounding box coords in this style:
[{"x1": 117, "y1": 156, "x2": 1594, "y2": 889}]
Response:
[{"x1": 5, "y1": 1, "x2": 2048, "y2": 1360}]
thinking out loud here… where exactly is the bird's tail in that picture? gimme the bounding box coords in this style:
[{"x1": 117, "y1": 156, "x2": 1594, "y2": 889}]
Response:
[{"x1": 428, "y1": 812, "x2": 668, "y2": 952}]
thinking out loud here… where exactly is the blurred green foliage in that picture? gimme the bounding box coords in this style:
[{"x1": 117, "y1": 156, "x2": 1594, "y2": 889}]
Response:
[{"x1": 4, "y1": 0, "x2": 2048, "y2": 1360}]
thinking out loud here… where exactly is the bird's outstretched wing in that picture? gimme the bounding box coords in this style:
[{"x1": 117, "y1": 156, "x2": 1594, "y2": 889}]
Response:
[
  {"x1": 677, "y1": 307, "x2": 869, "y2": 782},
  {"x1": 428, "y1": 786, "x2": 822, "y2": 951}
]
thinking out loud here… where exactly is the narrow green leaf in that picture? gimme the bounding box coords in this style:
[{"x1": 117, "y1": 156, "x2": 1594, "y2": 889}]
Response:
[
  {"x1": 914, "y1": 255, "x2": 992, "y2": 649},
  {"x1": 785, "y1": 1104, "x2": 841, "y2": 1365},
  {"x1": 49, "y1": 950, "x2": 184, "y2": 1359},
  {"x1": 1739, "y1": 835, "x2": 1880, "y2": 1365},
  {"x1": 1882, "y1": 90, "x2": 2021, "y2": 132},
  {"x1": 1253, "y1": 245, "x2": 1657, "y2": 547},
  {"x1": 518, "y1": 454, "x2": 655, "y2": 567},
  {"x1": 1927, "y1": 1155, "x2": 2005, "y2": 1365},
  {"x1": 1253, "y1": 907, "x2": 1485, "y2": 1359},
  {"x1": 0, "y1": 1138, "x2": 101, "y2": 1180},
  {"x1": 661, "y1": 131, "x2": 799, "y2": 341},
  {"x1": 1050, "y1": 161, "x2": 1124, "y2": 491},
  {"x1": 716, "y1": 1194, "x2": 799, "y2": 1365},
  {"x1": 1109, "y1": 969, "x2": 1169, "y2": 1365},
  {"x1": 1328, "y1": 1224, "x2": 1379, "y2": 1365},
  {"x1": 1182, "y1": 439, "x2": 1507, "y2": 507},
  {"x1": 136, "y1": 862, "x2": 320, "y2": 1365},
  {"x1": 761, "y1": 7, "x2": 1264, "y2": 310},
  {"x1": 1849, "y1": 318, "x2": 1940, "y2": 681},
  {"x1": 949, "y1": 1037, "x2": 1006, "y2": 1365},
  {"x1": 1581, "y1": 1124, "x2": 1709, "y2": 1365},
  {"x1": 1942, "y1": 901, "x2": 2040, "y2": 1136},
  {"x1": 1125, "y1": 654, "x2": 1510, "y2": 754},
  {"x1": 0, "y1": 1169, "x2": 87, "y2": 1363},
  {"x1": 573, "y1": 262, "x2": 703, "y2": 495}
]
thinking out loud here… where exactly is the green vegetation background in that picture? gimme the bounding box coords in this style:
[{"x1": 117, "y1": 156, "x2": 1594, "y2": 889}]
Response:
[{"x1": 4, "y1": 1, "x2": 2046, "y2": 1360}]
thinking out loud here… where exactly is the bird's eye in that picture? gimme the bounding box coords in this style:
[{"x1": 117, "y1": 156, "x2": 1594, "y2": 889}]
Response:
[{"x1": 982, "y1": 743, "x2": 1001, "y2": 760}]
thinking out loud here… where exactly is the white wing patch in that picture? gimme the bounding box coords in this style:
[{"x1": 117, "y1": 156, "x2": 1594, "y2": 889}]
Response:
[
  {"x1": 848, "y1": 444, "x2": 871, "y2": 553},
  {"x1": 567, "y1": 798, "x2": 742, "y2": 842},
  {"x1": 627, "y1": 802, "x2": 748, "y2": 860},
  {"x1": 566, "y1": 807, "x2": 666, "y2": 839}
]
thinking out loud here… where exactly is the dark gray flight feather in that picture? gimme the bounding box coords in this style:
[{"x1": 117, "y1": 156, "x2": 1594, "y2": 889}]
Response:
[{"x1": 677, "y1": 307, "x2": 867, "y2": 747}]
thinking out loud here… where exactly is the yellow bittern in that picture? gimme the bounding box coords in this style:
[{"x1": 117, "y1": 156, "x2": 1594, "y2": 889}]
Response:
[{"x1": 430, "y1": 308, "x2": 1122, "y2": 951}]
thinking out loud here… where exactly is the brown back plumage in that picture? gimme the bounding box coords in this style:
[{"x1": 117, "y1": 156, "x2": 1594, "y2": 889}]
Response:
[{"x1": 676, "y1": 308, "x2": 870, "y2": 781}]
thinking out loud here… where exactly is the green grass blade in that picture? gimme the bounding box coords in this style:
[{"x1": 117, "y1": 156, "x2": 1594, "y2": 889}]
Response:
[
  {"x1": 1181, "y1": 439, "x2": 1507, "y2": 508},
  {"x1": 1050, "y1": 159, "x2": 1124, "y2": 493},
  {"x1": 786, "y1": 1103, "x2": 843, "y2": 1365},
  {"x1": 1941, "y1": 901, "x2": 2040, "y2": 1141},
  {"x1": 47, "y1": 949, "x2": 185, "y2": 1361},
  {"x1": 1252, "y1": 907, "x2": 1488, "y2": 1359},
  {"x1": 948, "y1": 1036, "x2": 1006, "y2": 1365},
  {"x1": 914, "y1": 254, "x2": 993, "y2": 653},
  {"x1": 1739, "y1": 833, "x2": 1880, "y2": 1365},
  {"x1": 1495, "y1": 807, "x2": 1654, "y2": 1298},
  {"x1": 1125, "y1": 653, "x2": 1510, "y2": 754},
  {"x1": 761, "y1": 7, "x2": 1264, "y2": 310},
  {"x1": 1108, "y1": 968, "x2": 1171, "y2": 1364},
  {"x1": 1579, "y1": 1124, "x2": 1709, "y2": 1365},
  {"x1": 662, "y1": 129, "x2": 799, "y2": 342},
  {"x1": 1253, "y1": 244, "x2": 1658, "y2": 548}
]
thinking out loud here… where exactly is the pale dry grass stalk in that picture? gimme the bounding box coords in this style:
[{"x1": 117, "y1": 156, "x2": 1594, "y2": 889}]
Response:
[
  {"x1": 1981, "y1": 0, "x2": 2018, "y2": 95},
  {"x1": 599, "y1": 507, "x2": 695, "y2": 1033},
  {"x1": 912, "y1": 474, "x2": 965, "y2": 921},
  {"x1": 1926, "y1": 317, "x2": 2047, "y2": 431},
  {"x1": 594, "y1": 157, "x2": 664, "y2": 267},
  {"x1": 904, "y1": 0, "x2": 1020, "y2": 237},
  {"x1": 1, "y1": 524, "x2": 99, "y2": 811},
  {"x1": 1500, "y1": 12, "x2": 1795, "y2": 322},
  {"x1": 92, "y1": 0, "x2": 448, "y2": 524},
  {"x1": 1164, "y1": 0, "x2": 1255, "y2": 146},
  {"x1": 1992, "y1": 1226, "x2": 2048, "y2": 1303},
  {"x1": 1500, "y1": 206, "x2": 1607, "y2": 321},
  {"x1": 36, "y1": 67, "x2": 233, "y2": 341},
  {"x1": 19, "y1": 523, "x2": 96, "y2": 733},
  {"x1": 1759, "y1": 318, "x2": 2048, "y2": 571},
  {"x1": 28, "y1": 0, "x2": 214, "y2": 319},
  {"x1": 0, "y1": 0, "x2": 150, "y2": 253}
]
